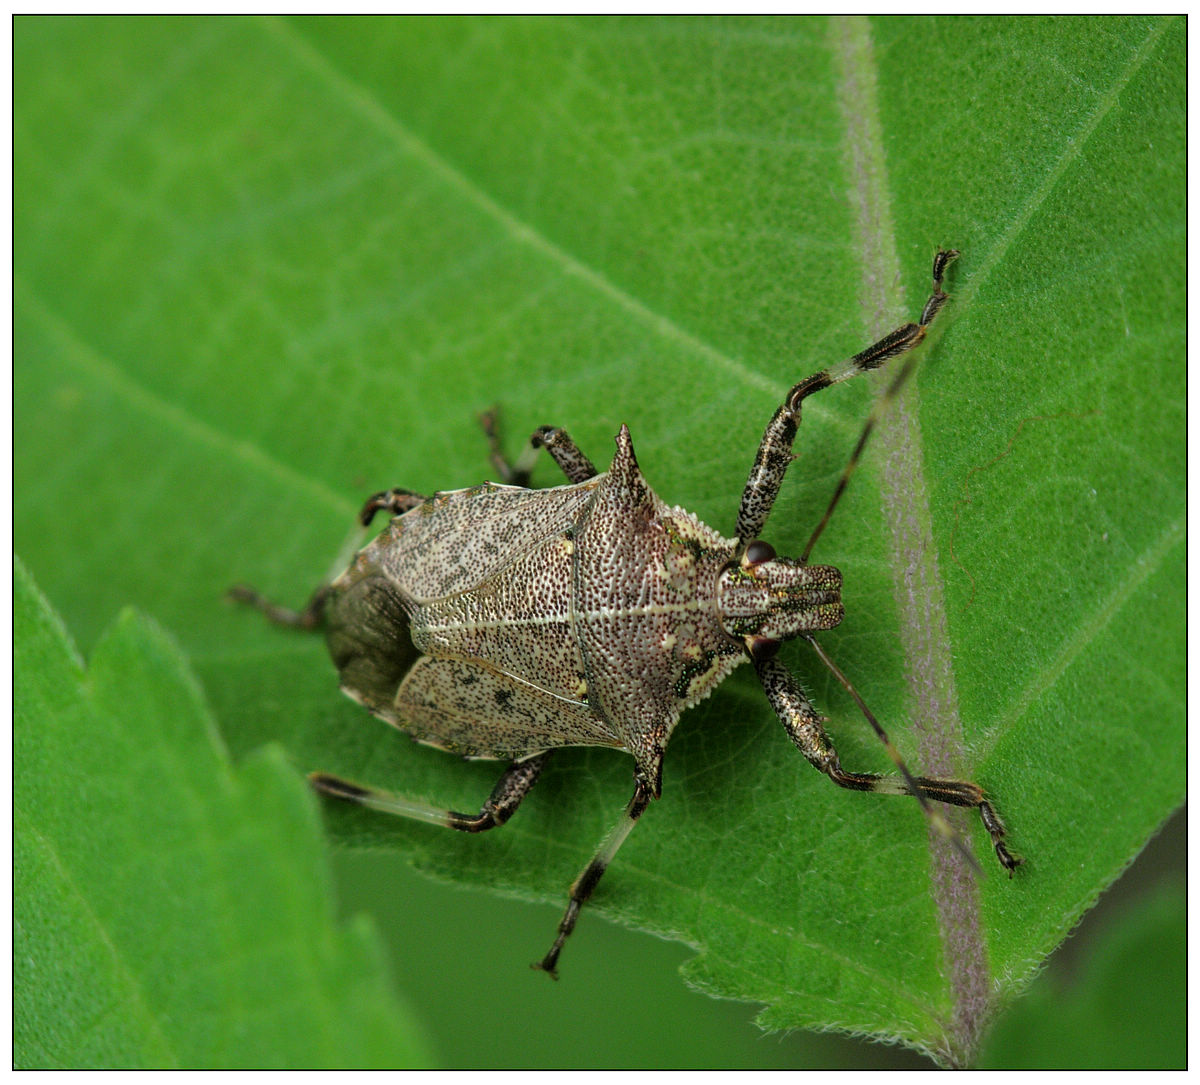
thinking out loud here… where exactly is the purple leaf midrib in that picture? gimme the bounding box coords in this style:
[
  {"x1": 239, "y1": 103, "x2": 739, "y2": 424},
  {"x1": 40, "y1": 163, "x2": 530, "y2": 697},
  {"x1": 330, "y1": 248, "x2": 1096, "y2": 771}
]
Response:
[{"x1": 832, "y1": 15, "x2": 986, "y2": 1067}]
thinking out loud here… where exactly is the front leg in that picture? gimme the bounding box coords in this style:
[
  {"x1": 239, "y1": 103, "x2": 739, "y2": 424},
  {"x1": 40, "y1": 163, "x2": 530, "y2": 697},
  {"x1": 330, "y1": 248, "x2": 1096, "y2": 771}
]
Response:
[
  {"x1": 755, "y1": 653, "x2": 1019, "y2": 874},
  {"x1": 735, "y1": 249, "x2": 958, "y2": 548}
]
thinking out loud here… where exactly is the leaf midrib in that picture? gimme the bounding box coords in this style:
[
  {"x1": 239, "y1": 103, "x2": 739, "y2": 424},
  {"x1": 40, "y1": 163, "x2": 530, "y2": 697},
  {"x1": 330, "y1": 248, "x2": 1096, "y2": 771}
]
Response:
[{"x1": 832, "y1": 16, "x2": 984, "y2": 1064}]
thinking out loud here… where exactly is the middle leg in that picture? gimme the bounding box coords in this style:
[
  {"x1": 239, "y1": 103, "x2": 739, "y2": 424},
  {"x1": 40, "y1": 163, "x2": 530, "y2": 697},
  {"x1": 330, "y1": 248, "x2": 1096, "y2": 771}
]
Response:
[
  {"x1": 479, "y1": 407, "x2": 598, "y2": 486},
  {"x1": 754, "y1": 653, "x2": 1019, "y2": 873}
]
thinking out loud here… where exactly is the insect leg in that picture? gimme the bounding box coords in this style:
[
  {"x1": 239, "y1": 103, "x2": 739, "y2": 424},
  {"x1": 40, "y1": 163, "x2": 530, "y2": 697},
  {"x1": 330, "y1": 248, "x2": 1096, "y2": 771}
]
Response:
[
  {"x1": 478, "y1": 409, "x2": 597, "y2": 485},
  {"x1": 530, "y1": 426, "x2": 597, "y2": 484},
  {"x1": 227, "y1": 583, "x2": 330, "y2": 631},
  {"x1": 232, "y1": 485, "x2": 424, "y2": 619},
  {"x1": 479, "y1": 407, "x2": 540, "y2": 486},
  {"x1": 534, "y1": 774, "x2": 654, "y2": 979},
  {"x1": 755, "y1": 653, "x2": 1020, "y2": 874},
  {"x1": 735, "y1": 249, "x2": 958, "y2": 552},
  {"x1": 358, "y1": 488, "x2": 425, "y2": 528},
  {"x1": 309, "y1": 753, "x2": 548, "y2": 832}
]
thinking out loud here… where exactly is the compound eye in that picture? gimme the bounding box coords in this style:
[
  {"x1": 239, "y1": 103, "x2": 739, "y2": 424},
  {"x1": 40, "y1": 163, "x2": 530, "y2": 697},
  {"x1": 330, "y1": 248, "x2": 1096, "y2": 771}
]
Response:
[{"x1": 745, "y1": 539, "x2": 776, "y2": 565}]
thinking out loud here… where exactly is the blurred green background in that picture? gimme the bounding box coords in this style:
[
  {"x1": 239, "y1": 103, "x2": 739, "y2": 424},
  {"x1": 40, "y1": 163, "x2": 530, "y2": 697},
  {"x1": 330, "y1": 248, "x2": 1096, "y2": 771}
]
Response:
[
  {"x1": 329, "y1": 809, "x2": 1184, "y2": 1067},
  {"x1": 15, "y1": 16, "x2": 1184, "y2": 1068}
]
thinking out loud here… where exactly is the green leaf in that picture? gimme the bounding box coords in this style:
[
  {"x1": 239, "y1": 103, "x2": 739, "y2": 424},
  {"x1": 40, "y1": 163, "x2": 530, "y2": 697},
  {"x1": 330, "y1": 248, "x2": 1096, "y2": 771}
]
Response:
[
  {"x1": 15, "y1": 15, "x2": 1183, "y2": 1065},
  {"x1": 14, "y1": 559, "x2": 433, "y2": 1067}
]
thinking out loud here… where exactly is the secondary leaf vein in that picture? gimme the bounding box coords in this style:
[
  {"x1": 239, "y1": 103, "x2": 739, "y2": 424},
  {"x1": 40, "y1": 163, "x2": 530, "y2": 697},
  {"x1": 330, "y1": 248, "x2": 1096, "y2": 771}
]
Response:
[
  {"x1": 260, "y1": 15, "x2": 781, "y2": 400},
  {"x1": 15, "y1": 274, "x2": 355, "y2": 520}
]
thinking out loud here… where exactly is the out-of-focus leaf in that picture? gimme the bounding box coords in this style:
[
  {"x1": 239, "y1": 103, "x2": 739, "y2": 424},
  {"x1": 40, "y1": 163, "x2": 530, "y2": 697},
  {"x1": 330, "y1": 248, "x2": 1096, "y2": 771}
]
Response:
[{"x1": 980, "y1": 880, "x2": 1185, "y2": 1068}]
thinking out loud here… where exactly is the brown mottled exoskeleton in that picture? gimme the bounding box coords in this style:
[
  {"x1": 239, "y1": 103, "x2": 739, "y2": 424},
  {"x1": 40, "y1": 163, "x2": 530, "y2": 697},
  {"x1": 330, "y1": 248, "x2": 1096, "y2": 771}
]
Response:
[{"x1": 232, "y1": 249, "x2": 1019, "y2": 978}]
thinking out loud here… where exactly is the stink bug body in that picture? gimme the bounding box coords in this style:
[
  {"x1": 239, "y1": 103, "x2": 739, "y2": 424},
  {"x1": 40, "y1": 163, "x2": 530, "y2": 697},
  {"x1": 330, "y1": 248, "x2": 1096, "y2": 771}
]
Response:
[{"x1": 232, "y1": 249, "x2": 1019, "y2": 977}]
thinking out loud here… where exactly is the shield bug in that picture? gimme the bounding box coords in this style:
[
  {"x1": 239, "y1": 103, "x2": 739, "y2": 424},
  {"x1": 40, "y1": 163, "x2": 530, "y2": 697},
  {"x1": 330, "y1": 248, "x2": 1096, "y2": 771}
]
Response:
[{"x1": 232, "y1": 249, "x2": 1019, "y2": 978}]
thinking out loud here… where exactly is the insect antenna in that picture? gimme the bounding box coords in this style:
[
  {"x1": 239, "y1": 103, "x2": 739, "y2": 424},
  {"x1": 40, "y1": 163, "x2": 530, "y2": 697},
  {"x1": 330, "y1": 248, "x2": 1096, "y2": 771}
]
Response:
[
  {"x1": 804, "y1": 633, "x2": 981, "y2": 874},
  {"x1": 801, "y1": 248, "x2": 957, "y2": 564},
  {"x1": 800, "y1": 349, "x2": 921, "y2": 565}
]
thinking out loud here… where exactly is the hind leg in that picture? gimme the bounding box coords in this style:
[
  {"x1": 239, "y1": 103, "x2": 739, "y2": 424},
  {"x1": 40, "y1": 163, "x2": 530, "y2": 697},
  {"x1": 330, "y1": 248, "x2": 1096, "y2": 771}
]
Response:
[
  {"x1": 310, "y1": 754, "x2": 549, "y2": 832},
  {"x1": 227, "y1": 582, "x2": 330, "y2": 630}
]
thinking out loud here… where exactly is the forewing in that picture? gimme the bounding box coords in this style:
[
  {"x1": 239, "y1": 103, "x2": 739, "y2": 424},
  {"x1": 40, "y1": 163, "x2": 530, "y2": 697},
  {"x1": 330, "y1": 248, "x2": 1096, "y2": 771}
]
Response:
[
  {"x1": 389, "y1": 656, "x2": 621, "y2": 760},
  {"x1": 367, "y1": 481, "x2": 601, "y2": 600},
  {"x1": 410, "y1": 534, "x2": 586, "y2": 704}
]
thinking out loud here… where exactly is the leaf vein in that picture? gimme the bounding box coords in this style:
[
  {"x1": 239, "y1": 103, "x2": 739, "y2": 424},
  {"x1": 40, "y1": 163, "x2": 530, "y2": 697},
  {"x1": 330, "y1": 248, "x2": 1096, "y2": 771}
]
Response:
[
  {"x1": 15, "y1": 274, "x2": 355, "y2": 520},
  {"x1": 956, "y1": 16, "x2": 1176, "y2": 309},
  {"x1": 980, "y1": 511, "x2": 1184, "y2": 762},
  {"x1": 17, "y1": 812, "x2": 179, "y2": 1065}
]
